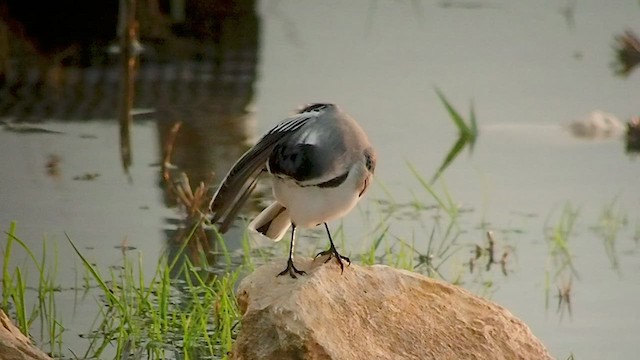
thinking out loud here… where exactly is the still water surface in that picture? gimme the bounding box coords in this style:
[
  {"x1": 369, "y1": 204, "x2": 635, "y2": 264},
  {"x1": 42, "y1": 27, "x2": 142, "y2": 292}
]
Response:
[{"x1": 1, "y1": 1, "x2": 639, "y2": 359}]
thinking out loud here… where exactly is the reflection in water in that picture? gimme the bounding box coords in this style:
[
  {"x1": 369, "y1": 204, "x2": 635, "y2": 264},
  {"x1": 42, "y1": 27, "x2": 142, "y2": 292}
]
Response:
[
  {"x1": 558, "y1": 0, "x2": 577, "y2": 30},
  {"x1": 0, "y1": 0, "x2": 261, "y2": 276},
  {"x1": 117, "y1": 0, "x2": 139, "y2": 174}
]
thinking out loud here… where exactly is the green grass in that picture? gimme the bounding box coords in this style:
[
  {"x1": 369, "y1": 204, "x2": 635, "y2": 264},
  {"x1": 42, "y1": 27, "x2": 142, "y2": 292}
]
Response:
[
  {"x1": 591, "y1": 198, "x2": 628, "y2": 271},
  {"x1": 3, "y1": 167, "x2": 610, "y2": 359},
  {"x1": 545, "y1": 203, "x2": 580, "y2": 278},
  {"x1": 71, "y1": 235, "x2": 242, "y2": 359},
  {"x1": 2, "y1": 222, "x2": 64, "y2": 355},
  {"x1": 432, "y1": 88, "x2": 479, "y2": 183},
  {"x1": 2, "y1": 222, "x2": 242, "y2": 359},
  {"x1": 361, "y1": 168, "x2": 511, "y2": 296},
  {"x1": 543, "y1": 203, "x2": 579, "y2": 315}
]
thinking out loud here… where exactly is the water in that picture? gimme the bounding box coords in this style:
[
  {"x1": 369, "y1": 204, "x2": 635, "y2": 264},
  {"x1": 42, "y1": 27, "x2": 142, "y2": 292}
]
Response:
[{"x1": 1, "y1": 1, "x2": 639, "y2": 359}]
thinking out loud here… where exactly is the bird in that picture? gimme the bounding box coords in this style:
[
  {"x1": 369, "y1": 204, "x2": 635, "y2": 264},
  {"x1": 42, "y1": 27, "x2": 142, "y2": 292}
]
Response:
[{"x1": 208, "y1": 103, "x2": 376, "y2": 278}]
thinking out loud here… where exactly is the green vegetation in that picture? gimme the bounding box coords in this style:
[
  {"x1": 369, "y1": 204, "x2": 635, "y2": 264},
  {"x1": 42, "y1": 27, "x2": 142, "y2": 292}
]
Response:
[
  {"x1": 591, "y1": 198, "x2": 628, "y2": 271},
  {"x1": 2, "y1": 222, "x2": 242, "y2": 359},
  {"x1": 2, "y1": 222, "x2": 64, "y2": 354},
  {"x1": 361, "y1": 168, "x2": 512, "y2": 297},
  {"x1": 543, "y1": 203, "x2": 579, "y2": 318},
  {"x1": 2, "y1": 174, "x2": 635, "y2": 359},
  {"x1": 1, "y1": 167, "x2": 509, "y2": 359},
  {"x1": 432, "y1": 88, "x2": 479, "y2": 183}
]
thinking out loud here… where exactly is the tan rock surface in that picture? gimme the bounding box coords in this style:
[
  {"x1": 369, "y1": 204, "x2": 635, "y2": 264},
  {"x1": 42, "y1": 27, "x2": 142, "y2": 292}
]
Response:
[
  {"x1": 232, "y1": 257, "x2": 553, "y2": 360},
  {"x1": 0, "y1": 310, "x2": 53, "y2": 360}
]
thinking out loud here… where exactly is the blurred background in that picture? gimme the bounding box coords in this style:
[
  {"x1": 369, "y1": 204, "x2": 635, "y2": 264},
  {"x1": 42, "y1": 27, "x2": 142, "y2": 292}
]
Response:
[{"x1": 0, "y1": 1, "x2": 639, "y2": 359}]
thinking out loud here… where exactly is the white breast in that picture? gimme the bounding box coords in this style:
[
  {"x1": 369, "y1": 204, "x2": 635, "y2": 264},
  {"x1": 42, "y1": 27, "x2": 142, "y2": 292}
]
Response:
[{"x1": 271, "y1": 165, "x2": 365, "y2": 228}]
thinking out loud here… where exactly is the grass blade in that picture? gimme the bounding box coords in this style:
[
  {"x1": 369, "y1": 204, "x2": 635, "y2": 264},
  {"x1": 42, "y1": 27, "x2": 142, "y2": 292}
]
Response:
[
  {"x1": 435, "y1": 88, "x2": 471, "y2": 135},
  {"x1": 66, "y1": 233, "x2": 122, "y2": 310}
]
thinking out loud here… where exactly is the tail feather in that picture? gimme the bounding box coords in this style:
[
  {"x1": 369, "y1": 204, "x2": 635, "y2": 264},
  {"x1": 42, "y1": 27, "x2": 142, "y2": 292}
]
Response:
[{"x1": 248, "y1": 203, "x2": 291, "y2": 242}]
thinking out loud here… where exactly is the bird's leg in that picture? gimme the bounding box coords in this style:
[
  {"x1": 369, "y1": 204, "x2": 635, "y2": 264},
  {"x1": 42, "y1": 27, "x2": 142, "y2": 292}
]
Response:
[
  {"x1": 315, "y1": 223, "x2": 351, "y2": 273},
  {"x1": 278, "y1": 225, "x2": 307, "y2": 278}
]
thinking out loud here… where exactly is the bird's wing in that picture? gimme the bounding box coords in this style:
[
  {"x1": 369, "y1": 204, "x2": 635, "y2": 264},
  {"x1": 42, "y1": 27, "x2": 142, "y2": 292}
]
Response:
[{"x1": 209, "y1": 112, "x2": 320, "y2": 233}]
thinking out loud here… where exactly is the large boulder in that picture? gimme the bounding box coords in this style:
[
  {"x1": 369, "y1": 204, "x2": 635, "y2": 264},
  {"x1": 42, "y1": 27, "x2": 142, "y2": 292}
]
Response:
[
  {"x1": 0, "y1": 310, "x2": 52, "y2": 360},
  {"x1": 232, "y1": 257, "x2": 553, "y2": 360}
]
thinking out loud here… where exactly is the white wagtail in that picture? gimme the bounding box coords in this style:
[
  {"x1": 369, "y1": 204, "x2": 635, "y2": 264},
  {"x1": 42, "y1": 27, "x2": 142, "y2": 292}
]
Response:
[{"x1": 209, "y1": 103, "x2": 376, "y2": 278}]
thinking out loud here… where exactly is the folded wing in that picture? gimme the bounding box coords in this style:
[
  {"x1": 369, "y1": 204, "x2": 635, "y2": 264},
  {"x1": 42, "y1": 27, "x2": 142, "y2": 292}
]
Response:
[{"x1": 209, "y1": 112, "x2": 319, "y2": 233}]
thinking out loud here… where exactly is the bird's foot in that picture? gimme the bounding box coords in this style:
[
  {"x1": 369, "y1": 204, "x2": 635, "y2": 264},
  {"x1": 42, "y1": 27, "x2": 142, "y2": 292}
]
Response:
[
  {"x1": 315, "y1": 246, "x2": 351, "y2": 274},
  {"x1": 277, "y1": 258, "x2": 307, "y2": 279}
]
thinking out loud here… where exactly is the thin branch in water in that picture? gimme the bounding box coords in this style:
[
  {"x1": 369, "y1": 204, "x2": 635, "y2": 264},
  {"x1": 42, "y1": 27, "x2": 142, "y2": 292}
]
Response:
[{"x1": 118, "y1": 0, "x2": 139, "y2": 175}]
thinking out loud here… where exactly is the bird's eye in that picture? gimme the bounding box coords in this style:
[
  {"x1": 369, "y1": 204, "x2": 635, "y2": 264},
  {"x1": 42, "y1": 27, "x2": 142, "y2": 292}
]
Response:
[{"x1": 364, "y1": 150, "x2": 376, "y2": 171}]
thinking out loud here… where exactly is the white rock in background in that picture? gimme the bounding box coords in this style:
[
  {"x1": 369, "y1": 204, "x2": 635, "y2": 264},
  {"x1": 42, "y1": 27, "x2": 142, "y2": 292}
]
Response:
[{"x1": 569, "y1": 110, "x2": 624, "y2": 138}]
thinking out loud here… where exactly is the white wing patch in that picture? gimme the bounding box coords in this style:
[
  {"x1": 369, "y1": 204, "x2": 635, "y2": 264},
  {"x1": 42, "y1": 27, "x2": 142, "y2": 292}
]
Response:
[
  {"x1": 266, "y1": 115, "x2": 309, "y2": 135},
  {"x1": 265, "y1": 105, "x2": 328, "y2": 137},
  {"x1": 300, "y1": 128, "x2": 320, "y2": 145}
]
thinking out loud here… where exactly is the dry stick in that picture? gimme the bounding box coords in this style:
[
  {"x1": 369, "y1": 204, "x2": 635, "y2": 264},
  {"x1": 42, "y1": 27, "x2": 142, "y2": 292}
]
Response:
[
  {"x1": 162, "y1": 121, "x2": 183, "y2": 185},
  {"x1": 160, "y1": 120, "x2": 214, "y2": 261},
  {"x1": 485, "y1": 231, "x2": 496, "y2": 271}
]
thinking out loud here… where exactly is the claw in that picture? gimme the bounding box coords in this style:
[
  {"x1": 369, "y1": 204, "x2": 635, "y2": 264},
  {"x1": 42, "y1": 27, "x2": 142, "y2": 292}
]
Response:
[
  {"x1": 277, "y1": 258, "x2": 307, "y2": 278},
  {"x1": 315, "y1": 247, "x2": 351, "y2": 274}
]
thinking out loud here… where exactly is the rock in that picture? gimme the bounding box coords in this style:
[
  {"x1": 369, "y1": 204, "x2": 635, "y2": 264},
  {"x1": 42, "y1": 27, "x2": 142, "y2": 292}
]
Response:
[
  {"x1": 232, "y1": 258, "x2": 553, "y2": 360},
  {"x1": 0, "y1": 310, "x2": 53, "y2": 360},
  {"x1": 568, "y1": 110, "x2": 624, "y2": 138}
]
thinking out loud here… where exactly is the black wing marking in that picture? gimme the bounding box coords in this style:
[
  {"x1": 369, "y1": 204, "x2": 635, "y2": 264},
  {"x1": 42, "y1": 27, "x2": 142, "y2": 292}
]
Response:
[
  {"x1": 209, "y1": 112, "x2": 321, "y2": 233},
  {"x1": 313, "y1": 171, "x2": 349, "y2": 188},
  {"x1": 216, "y1": 174, "x2": 261, "y2": 233}
]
